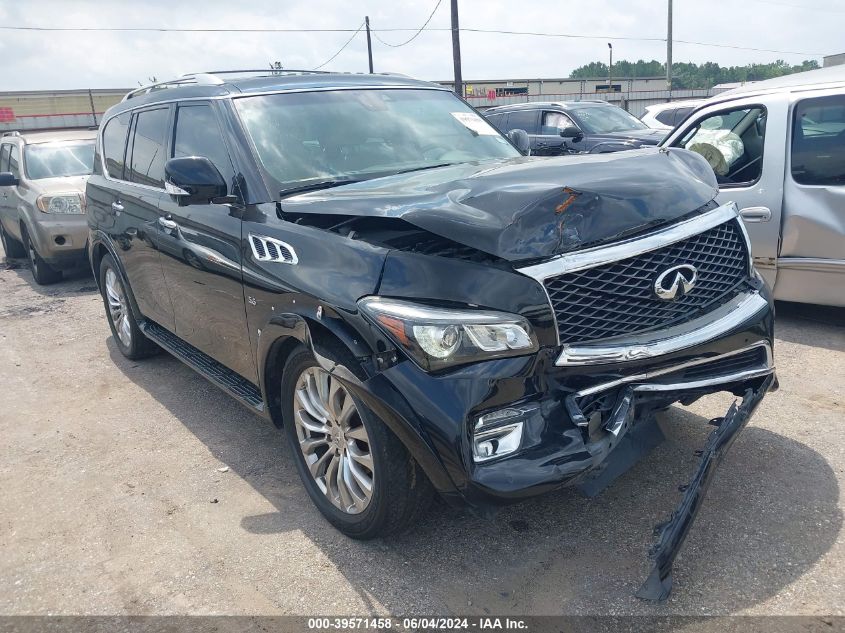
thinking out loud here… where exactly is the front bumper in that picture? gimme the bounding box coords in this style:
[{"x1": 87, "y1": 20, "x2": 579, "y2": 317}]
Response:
[{"x1": 28, "y1": 215, "x2": 89, "y2": 266}]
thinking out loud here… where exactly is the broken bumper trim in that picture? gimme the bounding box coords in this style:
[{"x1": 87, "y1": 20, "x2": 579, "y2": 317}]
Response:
[{"x1": 635, "y1": 372, "x2": 776, "y2": 602}]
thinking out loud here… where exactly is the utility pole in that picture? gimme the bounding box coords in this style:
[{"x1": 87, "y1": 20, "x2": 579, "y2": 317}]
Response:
[
  {"x1": 365, "y1": 16, "x2": 374, "y2": 74},
  {"x1": 607, "y1": 43, "x2": 613, "y2": 95},
  {"x1": 451, "y1": 0, "x2": 463, "y2": 97},
  {"x1": 666, "y1": 0, "x2": 673, "y2": 99}
]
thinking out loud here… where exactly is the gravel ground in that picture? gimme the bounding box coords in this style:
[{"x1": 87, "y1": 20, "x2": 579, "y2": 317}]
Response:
[{"x1": 0, "y1": 245, "x2": 843, "y2": 618}]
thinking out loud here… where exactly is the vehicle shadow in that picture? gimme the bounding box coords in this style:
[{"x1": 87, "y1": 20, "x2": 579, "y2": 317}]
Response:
[
  {"x1": 1, "y1": 254, "x2": 97, "y2": 297},
  {"x1": 108, "y1": 341, "x2": 842, "y2": 616},
  {"x1": 775, "y1": 300, "x2": 845, "y2": 352}
]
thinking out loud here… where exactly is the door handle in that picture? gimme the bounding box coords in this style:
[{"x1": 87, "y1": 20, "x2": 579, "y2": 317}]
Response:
[
  {"x1": 739, "y1": 206, "x2": 772, "y2": 223},
  {"x1": 111, "y1": 201, "x2": 124, "y2": 213},
  {"x1": 158, "y1": 216, "x2": 178, "y2": 230}
]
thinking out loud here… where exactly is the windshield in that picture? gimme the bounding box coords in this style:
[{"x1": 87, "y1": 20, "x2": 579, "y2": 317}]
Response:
[
  {"x1": 569, "y1": 105, "x2": 649, "y2": 134},
  {"x1": 24, "y1": 141, "x2": 95, "y2": 180},
  {"x1": 233, "y1": 88, "x2": 519, "y2": 194}
]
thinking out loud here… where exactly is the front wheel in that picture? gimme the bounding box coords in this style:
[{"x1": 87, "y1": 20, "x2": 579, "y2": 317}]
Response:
[
  {"x1": 99, "y1": 254, "x2": 158, "y2": 360},
  {"x1": 282, "y1": 348, "x2": 433, "y2": 539},
  {"x1": 22, "y1": 226, "x2": 61, "y2": 285}
]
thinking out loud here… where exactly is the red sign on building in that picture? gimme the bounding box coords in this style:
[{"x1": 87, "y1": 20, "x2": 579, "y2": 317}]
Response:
[{"x1": 0, "y1": 107, "x2": 16, "y2": 123}]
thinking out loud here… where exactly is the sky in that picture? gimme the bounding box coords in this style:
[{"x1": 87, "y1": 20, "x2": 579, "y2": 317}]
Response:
[{"x1": 0, "y1": 0, "x2": 841, "y2": 91}]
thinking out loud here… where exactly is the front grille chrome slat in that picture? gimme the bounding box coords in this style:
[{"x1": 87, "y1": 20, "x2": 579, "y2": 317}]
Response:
[{"x1": 543, "y1": 219, "x2": 749, "y2": 345}]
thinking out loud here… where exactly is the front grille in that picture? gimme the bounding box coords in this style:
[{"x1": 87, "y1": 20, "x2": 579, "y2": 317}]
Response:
[{"x1": 544, "y1": 219, "x2": 749, "y2": 344}]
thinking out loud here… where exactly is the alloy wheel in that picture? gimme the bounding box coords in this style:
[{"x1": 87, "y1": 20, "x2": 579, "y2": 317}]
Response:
[
  {"x1": 104, "y1": 268, "x2": 132, "y2": 347},
  {"x1": 293, "y1": 366, "x2": 374, "y2": 514}
]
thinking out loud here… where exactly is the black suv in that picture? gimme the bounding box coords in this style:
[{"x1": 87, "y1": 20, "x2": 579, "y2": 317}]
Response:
[
  {"x1": 484, "y1": 101, "x2": 666, "y2": 155},
  {"x1": 88, "y1": 71, "x2": 776, "y2": 600}
]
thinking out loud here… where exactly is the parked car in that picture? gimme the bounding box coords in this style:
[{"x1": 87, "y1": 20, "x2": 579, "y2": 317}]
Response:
[
  {"x1": 0, "y1": 129, "x2": 97, "y2": 283},
  {"x1": 483, "y1": 101, "x2": 666, "y2": 155},
  {"x1": 661, "y1": 64, "x2": 845, "y2": 306},
  {"x1": 640, "y1": 99, "x2": 704, "y2": 131},
  {"x1": 87, "y1": 71, "x2": 776, "y2": 601}
]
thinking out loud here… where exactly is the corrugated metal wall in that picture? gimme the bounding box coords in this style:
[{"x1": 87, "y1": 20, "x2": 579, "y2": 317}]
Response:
[{"x1": 0, "y1": 89, "x2": 128, "y2": 132}]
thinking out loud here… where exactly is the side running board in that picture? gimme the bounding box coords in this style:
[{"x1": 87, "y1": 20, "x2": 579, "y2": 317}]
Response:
[{"x1": 140, "y1": 320, "x2": 264, "y2": 413}]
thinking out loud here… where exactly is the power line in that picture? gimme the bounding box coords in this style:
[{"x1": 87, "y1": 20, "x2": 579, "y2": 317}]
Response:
[
  {"x1": 313, "y1": 20, "x2": 365, "y2": 70},
  {"x1": 372, "y1": 0, "x2": 443, "y2": 47},
  {"x1": 0, "y1": 24, "x2": 828, "y2": 57}
]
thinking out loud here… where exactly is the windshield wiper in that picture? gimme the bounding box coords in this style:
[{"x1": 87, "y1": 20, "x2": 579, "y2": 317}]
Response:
[
  {"x1": 279, "y1": 178, "x2": 362, "y2": 199},
  {"x1": 393, "y1": 162, "x2": 458, "y2": 175}
]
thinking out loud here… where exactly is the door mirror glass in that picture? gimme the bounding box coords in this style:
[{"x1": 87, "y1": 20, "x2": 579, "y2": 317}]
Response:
[
  {"x1": 559, "y1": 126, "x2": 582, "y2": 139},
  {"x1": 506, "y1": 129, "x2": 531, "y2": 155},
  {"x1": 164, "y1": 157, "x2": 227, "y2": 206},
  {"x1": 0, "y1": 171, "x2": 19, "y2": 187}
]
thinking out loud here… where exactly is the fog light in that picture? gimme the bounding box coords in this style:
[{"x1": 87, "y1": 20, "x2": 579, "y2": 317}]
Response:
[{"x1": 472, "y1": 406, "x2": 535, "y2": 462}]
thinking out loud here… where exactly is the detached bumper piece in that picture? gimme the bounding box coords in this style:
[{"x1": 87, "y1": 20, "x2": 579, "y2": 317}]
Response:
[{"x1": 635, "y1": 372, "x2": 775, "y2": 602}]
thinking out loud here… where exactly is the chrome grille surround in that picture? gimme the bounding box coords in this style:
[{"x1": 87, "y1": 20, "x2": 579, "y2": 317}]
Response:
[{"x1": 517, "y1": 202, "x2": 761, "y2": 366}]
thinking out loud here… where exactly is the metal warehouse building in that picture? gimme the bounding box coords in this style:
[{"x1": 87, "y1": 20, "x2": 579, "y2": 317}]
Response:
[{"x1": 0, "y1": 89, "x2": 128, "y2": 133}]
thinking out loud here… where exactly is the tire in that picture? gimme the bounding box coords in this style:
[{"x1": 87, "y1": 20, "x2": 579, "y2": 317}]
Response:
[
  {"x1": 98, "y1": 254, "x2": 159, "y2": 360},
  {"x1": 282, "y1": 347, "x2": 434, "y2": 539},
  {"x1": 0, "y1": 223, "x2": 26, "y2": 259},
  {"x1": 22, "y1": 226, "x2": 61, "y2": 285}
]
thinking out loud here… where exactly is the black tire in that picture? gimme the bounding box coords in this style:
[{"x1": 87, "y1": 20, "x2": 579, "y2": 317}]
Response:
[
  {"x1": 282, "y1": 347, "x2": 434, "y2": 539},
  {"x1": 22, "y1": 225, "x2": 61, "y2": 285},
  {"x1": 98, "y1": 254, "x2": 159, "y2": 360},
  {"x1": 0, "y1": 223, "x2": 26, "y2": 259}
]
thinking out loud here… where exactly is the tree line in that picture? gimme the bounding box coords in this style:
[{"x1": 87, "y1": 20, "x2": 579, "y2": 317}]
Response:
[{"x1": 569, "y1": 59, "x2": 820, "y2": 89}]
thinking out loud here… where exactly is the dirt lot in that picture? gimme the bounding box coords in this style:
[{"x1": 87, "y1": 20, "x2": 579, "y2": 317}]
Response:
[{"x1": 1, "y1": 245, "x2": 843, "y2": 618}]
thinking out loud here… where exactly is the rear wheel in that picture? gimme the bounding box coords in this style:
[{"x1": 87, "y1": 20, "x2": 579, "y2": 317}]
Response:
[
  {"x1": 0, "y1": 223, "x2": 26, "y2": 259},
  {"x1": 99, "y1": 254, "x2": 158, "y2": 360},
  {"x1": 22, "y1": 226, "x2": 61, "y2": 285},
  {"x1": 282, "y1": 347, "x2": 433, "y2": 539}
]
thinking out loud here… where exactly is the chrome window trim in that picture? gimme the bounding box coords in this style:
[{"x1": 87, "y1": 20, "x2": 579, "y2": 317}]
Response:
[
  {"x1": 574, "y1": 340, "x2": 773, "y2": 399},
  {"x1": 554, "y1": 290, "x2": 768, "y2": 366},
  {"x1": 517, "y1": 201, "x2": 741, "y2": 281}
]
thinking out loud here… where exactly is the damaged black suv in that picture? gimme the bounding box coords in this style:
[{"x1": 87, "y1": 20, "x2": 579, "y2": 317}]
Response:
[{"x1": 88, "y1": 71, "x2": 776, "y2": 600}]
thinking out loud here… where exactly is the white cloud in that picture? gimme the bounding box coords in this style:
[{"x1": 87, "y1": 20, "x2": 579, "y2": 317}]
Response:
[{"x1": 0, "y1": 0, "x2": 838, "y2": 90}]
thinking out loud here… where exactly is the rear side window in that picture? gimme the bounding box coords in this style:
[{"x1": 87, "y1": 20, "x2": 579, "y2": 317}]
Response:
[
  {"x1": 173, "y1": 104, "x2": 235, "y2": 185},
  {"x1": 791, "y1": 94, "x2": 845, "y2": 186},
  {"x1": 128, "y1": 108, "x2": 169, "y2": 188},
  {"x1": 655, "y1": 109, "x2": 676, "y2": 126},
  {"x1": 0, "y1": 144, "x2": 10, "y2": 171},
  {"x1": 673, "y1": 107, "x2": 694, "y2": 126},
  {"x1": 102, "y1": 112, "x2": 130, "y2": 179},
  {"x1": 9, "y1": 145, "x2": 20, "y2": 179},
  {"x1": 485, "y1": 112, "x2": 506, "y2": 132},
  {"x1": 505, "y1": 109, "x2": 539, "y2": 134}
]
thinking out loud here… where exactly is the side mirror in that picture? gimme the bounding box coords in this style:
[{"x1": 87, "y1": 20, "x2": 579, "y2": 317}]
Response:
[
  {"x1": 0, "y1": 172, "x2": 19, "y2": 187},
  {"x1": 506, "y1": 129, "x2": 531, "y2": 155},
  {"x1": 164, "y1": 157, "x2": 227, "y2": 206},
  {"x1": 559, "y1": 126, "x2": 582, "y2": 140}
]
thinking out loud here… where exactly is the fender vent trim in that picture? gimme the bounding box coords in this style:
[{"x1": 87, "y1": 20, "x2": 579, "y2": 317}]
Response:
[{"x1": 249, "y1": 233, "x2": 298, "y2": 264}]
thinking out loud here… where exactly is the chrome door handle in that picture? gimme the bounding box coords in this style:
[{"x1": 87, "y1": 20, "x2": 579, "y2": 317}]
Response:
[
  {"x1": 739, "y1": 206, "x2": 772, "y2": 223},
  {"x1": 111, "y1": 201, "x2": 124, "y2": 213},
  {"x1": 158, "y1": 216, "x2": 178, "y2": 230}
]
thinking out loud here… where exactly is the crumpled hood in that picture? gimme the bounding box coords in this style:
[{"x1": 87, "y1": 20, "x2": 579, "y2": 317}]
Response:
[{"x1": 281, "y1": 147, "x2": 718, "y2": 262}]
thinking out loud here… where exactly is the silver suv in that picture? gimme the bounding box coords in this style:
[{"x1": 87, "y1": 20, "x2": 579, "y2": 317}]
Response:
[{"x1": 0, "y1": 129, "x2": 96, "y2": 284}]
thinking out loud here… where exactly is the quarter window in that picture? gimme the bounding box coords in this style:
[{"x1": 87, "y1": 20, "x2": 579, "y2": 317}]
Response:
[
  {"x1": 791, "y1": 95, "x2": 845, "y2": 186},
  {"x1": 173, "y1": 104, "x2": 235, "y2": 185},
  {"x1": 655, "y1": 109, "x2": 676, "y2": 126},
  {"x1": 102, "y1": 112, "x2": 131, "y2": 179},
  {"x1": 674, "y1": 105, "x2": 766, "y2": 187},
  {"x1": 128, "y1": 108, "x2": 169, "y2": 188}
]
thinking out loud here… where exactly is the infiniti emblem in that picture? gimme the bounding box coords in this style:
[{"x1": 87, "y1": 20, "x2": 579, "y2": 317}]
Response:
[{"x1": 654, "y1": 264, "x2": 698, "y2": 301}]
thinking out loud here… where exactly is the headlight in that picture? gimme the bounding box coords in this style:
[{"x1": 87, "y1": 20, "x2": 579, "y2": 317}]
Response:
[
  {"x1": 36, "y1": 193, "x2": 86, "y2": 214},
  {"x1": 358, "y1": 297, "x2": 539, "y2": 371}
]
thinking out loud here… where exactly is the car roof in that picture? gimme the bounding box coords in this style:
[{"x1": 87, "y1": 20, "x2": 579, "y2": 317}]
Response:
[
  {"x1": 709, "y1": 64, "x2": 845, "y2": 103},
  {"x1": 2, "y1": 129, "x2": 98, "y2": 144},
  {"x1": 105, "y1": 72, "x2": 447, "y2": 118},
  {"x1": 485, "y1": 101, "x2": 614, "y2": 113},
  {"x1": 644, "y1": 99, "x2": 705, "y2": 112}
]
